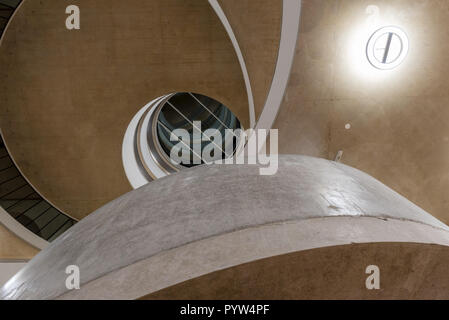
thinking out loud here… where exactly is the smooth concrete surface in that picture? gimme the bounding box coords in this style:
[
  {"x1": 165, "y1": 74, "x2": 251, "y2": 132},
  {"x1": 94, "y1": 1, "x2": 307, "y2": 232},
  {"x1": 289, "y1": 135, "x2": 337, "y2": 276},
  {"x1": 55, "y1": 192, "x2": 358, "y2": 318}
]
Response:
[
  {"x1": 1, "y1": 155, "x2": 449, "y2": 299},
  {"x1": 0, "y1": 0, "x2": 248, "y2": 219},
  {"x1": 272, "y1": 0, "x2": 449, "y2": 225},
  {"x1": 59, "y1": 218, "x2": 449, "y2": 300}
]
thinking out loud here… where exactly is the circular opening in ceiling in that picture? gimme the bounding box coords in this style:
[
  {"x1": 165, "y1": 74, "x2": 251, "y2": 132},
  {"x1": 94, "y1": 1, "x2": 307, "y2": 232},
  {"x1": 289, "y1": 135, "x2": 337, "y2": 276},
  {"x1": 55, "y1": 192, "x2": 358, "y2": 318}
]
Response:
[
  {"x1": 366, "y1": 26, "x2": 409, "y2": 70},
  {"x1": 122, "y1": 92, "x2": 244, "y2": 188},
  {"x1": 154, "y1": 92, "x2": 242, "y2": 168}
]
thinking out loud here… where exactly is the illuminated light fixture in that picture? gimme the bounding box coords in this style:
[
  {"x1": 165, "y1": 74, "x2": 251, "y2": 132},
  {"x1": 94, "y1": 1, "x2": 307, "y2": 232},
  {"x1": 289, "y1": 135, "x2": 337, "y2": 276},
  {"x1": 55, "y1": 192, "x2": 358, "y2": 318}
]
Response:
[{"x1": 366, "y1": 26, "x2": 409, "y2": 70}]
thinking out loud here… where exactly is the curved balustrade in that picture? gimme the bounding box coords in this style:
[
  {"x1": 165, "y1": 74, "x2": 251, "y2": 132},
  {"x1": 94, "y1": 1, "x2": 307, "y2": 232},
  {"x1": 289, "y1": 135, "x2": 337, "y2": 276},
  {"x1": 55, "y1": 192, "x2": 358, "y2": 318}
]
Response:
[
  {"x1": 0, "y1": 0, "x2": 77, "y2": 242},
  {"x1": 0, "y1": 0, "x2": 19, "y2": 33},
  {"x1": 0, "y1": 136, "x2": 76, "y2": 241}
]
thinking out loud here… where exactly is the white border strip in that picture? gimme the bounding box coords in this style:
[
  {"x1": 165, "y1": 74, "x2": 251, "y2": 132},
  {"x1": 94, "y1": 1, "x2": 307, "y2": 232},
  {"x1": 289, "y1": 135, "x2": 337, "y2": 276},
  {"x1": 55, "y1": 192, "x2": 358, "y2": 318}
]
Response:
[
  {"x1": 0, "y1": 0, "x2": 59, "y2": 250},
  {"x1": 122, "y1": 95, "x2": 171, "y2": 188},
  {"x1": 137, "y1": 97, "x2": 171, "y2": 180},
  {"x1": 208, "y1": 0, "x2": 256, "y2": 128},
  {"x1": 255, "y1": 0, "x2": 302, "y2": 132},
  {"x1": 0, "y1": 1, "x2": 78, "y2": 222},
  {"x1": 0, "y1": 207, "x2": 48, "y2": 250}
]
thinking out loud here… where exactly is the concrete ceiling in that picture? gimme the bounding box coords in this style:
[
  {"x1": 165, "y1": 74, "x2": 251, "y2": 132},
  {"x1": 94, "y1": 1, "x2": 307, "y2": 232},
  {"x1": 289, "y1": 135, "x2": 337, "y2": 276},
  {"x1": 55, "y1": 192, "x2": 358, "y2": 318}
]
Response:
[{"x1": 2, "y1": 0, "x2": 449, "y2": 227}]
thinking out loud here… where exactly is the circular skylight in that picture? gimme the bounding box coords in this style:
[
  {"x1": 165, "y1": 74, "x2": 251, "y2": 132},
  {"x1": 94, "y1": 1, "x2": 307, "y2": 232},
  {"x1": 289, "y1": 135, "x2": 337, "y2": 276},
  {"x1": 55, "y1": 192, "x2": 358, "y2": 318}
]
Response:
[{"x1": 154, "y1": 92, "x2": 241, "y2": 168}]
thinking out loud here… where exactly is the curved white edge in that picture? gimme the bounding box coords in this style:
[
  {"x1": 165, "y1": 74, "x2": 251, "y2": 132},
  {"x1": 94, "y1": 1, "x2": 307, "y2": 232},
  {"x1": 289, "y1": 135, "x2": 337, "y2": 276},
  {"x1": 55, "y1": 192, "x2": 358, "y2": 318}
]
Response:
[
  {"x1": 58, "y1": 216, "x2": 449, "y2": 300},
  {"x1": 123, "y1": 93, "x2": 247, "y2": 186},
  {"x1": 138, "y1": 99, "x2": 169, "y2": 180},
  {"x1": 0, "y1": 130, "x2": 78, "y2": 222},
  {"x1": 0, "y1": 1, "x2": 78, "y2": 223},
  {"x1": 0, "y1": 207, "x2": 48, "y2": 251},
  {"x1": 122, "y1": 95, "x2": 170, "y2": 189},
  {"x1": 0, "y1": 1, "x2": 25, "y2": 48},
  {"x1": 208, "y1": 0, "x2": 256, "y2": 128},
  {"x1": 255, "y1": 0, "x2": 302, "y2": 133},
  {"x1": 0, "y1": 131, "x2": 78, "y2": 221},
  {"x1": 0, "y1": 0, "x2": 48, "y2": 252}
]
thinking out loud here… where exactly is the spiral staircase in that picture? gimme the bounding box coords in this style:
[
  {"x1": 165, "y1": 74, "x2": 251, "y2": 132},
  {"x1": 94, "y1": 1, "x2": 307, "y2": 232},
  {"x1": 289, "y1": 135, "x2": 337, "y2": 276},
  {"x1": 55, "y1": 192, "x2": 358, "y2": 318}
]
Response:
[{"x1": 0, "y1": 0, "x2": 76, "y2": 243}]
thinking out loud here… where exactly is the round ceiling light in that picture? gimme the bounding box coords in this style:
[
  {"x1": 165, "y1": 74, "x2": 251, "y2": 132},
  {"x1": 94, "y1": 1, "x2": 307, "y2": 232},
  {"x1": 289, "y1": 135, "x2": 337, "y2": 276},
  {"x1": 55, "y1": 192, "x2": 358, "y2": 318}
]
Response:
[{"x1": 366, "y1": 26, "x2": 409, "y2": 70}]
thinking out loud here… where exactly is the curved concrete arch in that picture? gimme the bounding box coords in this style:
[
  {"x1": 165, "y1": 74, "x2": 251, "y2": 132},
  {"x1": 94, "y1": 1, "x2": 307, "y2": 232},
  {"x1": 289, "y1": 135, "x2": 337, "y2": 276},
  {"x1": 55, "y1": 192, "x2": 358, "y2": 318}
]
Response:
[
  {"x1": 212, "y1": 0, "x2": 302, "y2": 132},
  {"x1": 122, "y1": 95, "x2": 171, "y2": 188},
  {"x1": 0, "y1": 207, "x2": 48, "y2": 251},
  {"x1": 209, "y1": 0, "x2": 256, "y2": 128},
  {"x1": 2, "y1": 155, "x2": 449, "y2": 299},
  {"x1": 0, "y1": 0, "x2": 77, "y2": 245},
  {"x1": 255, "y1": 0, "x2": 302, "y2": 132},
  {"x1": 62, "y1": 218, "x2": 449, "y2": 300}
]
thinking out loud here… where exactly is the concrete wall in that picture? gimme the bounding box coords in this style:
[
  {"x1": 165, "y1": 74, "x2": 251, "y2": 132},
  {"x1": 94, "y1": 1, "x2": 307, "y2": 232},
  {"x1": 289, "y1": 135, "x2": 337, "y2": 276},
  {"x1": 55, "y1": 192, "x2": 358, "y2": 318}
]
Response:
[{"x1": 272, "y1": 0, "x2": 449, "y2": 225}]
